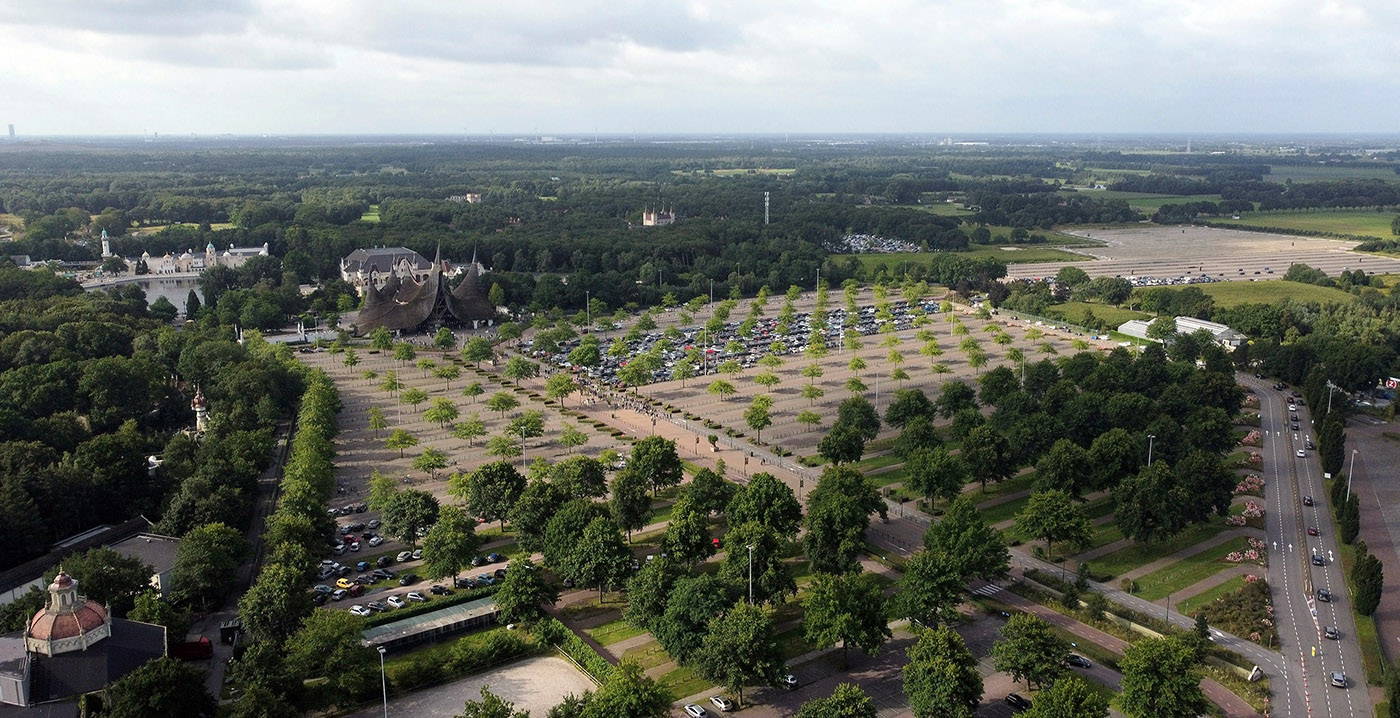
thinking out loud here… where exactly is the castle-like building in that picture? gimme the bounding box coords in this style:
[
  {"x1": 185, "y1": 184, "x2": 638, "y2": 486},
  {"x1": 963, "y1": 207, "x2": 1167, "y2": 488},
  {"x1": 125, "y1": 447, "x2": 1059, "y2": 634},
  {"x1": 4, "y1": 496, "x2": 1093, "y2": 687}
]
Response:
[
  {"x1": 642, "y1": 207, "x2": 675, "y2": 226},
  {"x1": 99, "y1": 230, "x2": 270, "y2": 276}
]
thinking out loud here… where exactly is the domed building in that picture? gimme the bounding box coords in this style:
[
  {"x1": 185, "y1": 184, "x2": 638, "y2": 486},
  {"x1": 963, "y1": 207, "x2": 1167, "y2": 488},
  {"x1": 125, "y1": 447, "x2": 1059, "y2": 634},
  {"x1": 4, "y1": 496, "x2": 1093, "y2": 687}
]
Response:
[
  {"x1": 0, "y1": 571, "x2": 166, "y2": 713},
  {"x1": 25, "y1": 572, "x2": 110, "y2": 657}
]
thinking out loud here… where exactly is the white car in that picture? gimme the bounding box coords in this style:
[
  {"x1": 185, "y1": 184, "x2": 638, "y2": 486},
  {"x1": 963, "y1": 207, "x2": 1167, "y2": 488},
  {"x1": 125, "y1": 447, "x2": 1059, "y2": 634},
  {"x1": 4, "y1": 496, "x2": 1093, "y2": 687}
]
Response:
[
  {"x1": 406, "y1": 591, "x2": 426, "y2": 602},
  {"x1": 709, "y1": 695, "x2": 735, "y2": 712},
  {"x1": 386, "y1": 595, "x2": 406, "y2": 609},
  {"x1": 683, "y1": 705, "x2": 708, "y2": 718},
  {"x1": 349, "y1": 605, "x2": 371, "y2": 617},
  {"x1": 396, "y1": 551, "x2": 413, "y2": 562},
  {"x1": 368, "y1": 536, "x2": 384, "y2": 547},
  {"x1": 412, "y1": 548, "x2": 423, "y2": 560},
  {"x1": 1296, "y1": 449, "x2": 1305, "y2": 458}
]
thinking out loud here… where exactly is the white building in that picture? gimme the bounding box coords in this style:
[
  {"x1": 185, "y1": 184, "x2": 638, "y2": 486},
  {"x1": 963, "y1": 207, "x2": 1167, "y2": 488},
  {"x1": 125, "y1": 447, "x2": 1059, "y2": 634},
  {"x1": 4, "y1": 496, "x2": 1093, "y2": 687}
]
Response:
[{"x1": 1116, "y1": 317, "x2": 1244, "y2": 349}]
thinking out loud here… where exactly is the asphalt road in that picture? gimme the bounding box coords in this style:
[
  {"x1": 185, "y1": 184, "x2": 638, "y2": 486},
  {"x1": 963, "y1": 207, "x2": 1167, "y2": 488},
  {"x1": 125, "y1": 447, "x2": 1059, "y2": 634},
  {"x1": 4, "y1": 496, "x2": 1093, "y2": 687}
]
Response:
[{"x1": 1249, "y1": 375, "x2": 1372, "y2": 718}]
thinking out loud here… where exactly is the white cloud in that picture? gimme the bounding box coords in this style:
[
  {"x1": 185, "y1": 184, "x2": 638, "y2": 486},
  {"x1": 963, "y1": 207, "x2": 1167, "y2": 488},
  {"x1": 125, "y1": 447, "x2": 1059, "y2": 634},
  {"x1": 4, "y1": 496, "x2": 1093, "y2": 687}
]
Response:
[{"x1": 0, "y1": 0, "x2": 1397, "y2": 134}]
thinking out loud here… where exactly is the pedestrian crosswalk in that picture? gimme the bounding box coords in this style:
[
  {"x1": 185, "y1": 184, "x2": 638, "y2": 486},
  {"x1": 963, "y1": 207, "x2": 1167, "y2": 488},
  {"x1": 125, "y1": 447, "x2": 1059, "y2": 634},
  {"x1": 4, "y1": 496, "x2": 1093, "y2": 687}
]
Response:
[{"x1": 971, "y1": 584, "x2": 1003, "y2": 597}]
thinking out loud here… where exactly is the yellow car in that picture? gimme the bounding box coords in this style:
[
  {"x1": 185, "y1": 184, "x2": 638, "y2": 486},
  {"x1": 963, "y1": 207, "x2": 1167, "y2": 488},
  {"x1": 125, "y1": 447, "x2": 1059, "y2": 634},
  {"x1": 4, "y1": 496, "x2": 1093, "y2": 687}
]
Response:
[{"x1": 336, "y1": 577, "x2": 354, "y2": 590}]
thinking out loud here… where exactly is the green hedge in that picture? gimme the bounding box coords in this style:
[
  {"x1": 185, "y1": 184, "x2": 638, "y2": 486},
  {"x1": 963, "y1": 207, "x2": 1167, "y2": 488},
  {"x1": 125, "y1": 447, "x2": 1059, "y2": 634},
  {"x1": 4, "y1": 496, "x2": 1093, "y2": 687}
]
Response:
[
  {"x1": 363, "y1": 585, "x2": 499, "y2": 628},
  {"x1": 536, "y1": 617, "x2": 613, "y2": 682},
  {"x1": 386, "y1": 628, "x2": 537, "y2": 692}
]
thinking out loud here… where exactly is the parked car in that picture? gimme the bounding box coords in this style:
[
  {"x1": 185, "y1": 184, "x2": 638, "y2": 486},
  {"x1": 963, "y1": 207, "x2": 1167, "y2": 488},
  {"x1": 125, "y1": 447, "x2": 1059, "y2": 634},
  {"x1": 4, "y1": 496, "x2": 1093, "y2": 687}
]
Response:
[
  {"x1": 386, "y1": 595, "x2": 406, "y2": 609},
  {"x1": 349, "y1": 605, "x2": 371, "y2": 617},
  {"x1": 368, "y1": 519, "x2": 381, "y2": 529},
  {"x1": 336, "y1": 578, "x2": 353, "y2": 589},
  {"x1": 486, "y1": 552, "x2": 503, "y2": 563},
  {"x1": 1065, "y1": 654, "x2": 1092, "y2": 668},
  {"x1": 399, "y1": 574, "x2": 419, "y2": 586},
  {"x1": 471, "y1": 555, "x2": 487, "y2": 567},
  {"x1": 354, "y1": 575, "x2": 375, "y2": 586},
  {"x1": 312, "y1": 592, "x2": 329, "y2": 606},
  {"x1": 780, "y1": 674, "x2": 798, "y2": 690},
  {"x1": 454, "y1": 576, "x2": 477, "y2": 589},
  {"x1": 355, "y1": 561, "x2": 370, "y2": 572},
  {"x1": 493, "y1": 567, "x2": 508, "y2": 579},
  {"x1": 366, "y1": 601, "x2": 387, "y2": 613},
  {"x1": 412, "y1": 549, "x2": 423, "y2": 561},
  {"x1": 331, "y1": 589, "x2": 347, "y2": 601},
  {"x1": 396, "y1": 551, "x2": 413, "y2": 562},
  {"x1": 349, "y1": 542, "x2": 361, "y2": 552},
  {"x1": 348, "y1": 585, "x2": 364, "y2": 598},
  {"x1": 406, "y1": 591, "x2": 426, "y2": 602},
  {"x1": 430, "y1": 584, "x2": 452, "y2": 595},
  {"x1": 376, "y1": 556, "x2": 393, "y2": 567},
  {"x1": 709, "y1": 695, "x2": 734, "y2": 712},
  {"x1": 1005, "y1": 693, "x2": 1032, "y2": 710},
  {"x1": 368, "y1": 536, "x2": 384, "y2": 547},
  {"x1": 476, "y1": 575, "x2": 496, "y2": 586},
  {"x1": 313, "y1": 584, "x2": 333, "y2": 594},
  {"x1": 683, "y1": 704, "x2": 708, "y2": 718}
]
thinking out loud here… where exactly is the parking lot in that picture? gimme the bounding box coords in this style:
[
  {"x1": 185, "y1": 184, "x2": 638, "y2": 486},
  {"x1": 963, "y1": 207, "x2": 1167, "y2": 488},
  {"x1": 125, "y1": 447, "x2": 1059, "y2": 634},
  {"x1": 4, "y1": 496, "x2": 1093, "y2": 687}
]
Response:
[{"x1": 1005, "y1": 225, "x2": 1400, "y2": 282}]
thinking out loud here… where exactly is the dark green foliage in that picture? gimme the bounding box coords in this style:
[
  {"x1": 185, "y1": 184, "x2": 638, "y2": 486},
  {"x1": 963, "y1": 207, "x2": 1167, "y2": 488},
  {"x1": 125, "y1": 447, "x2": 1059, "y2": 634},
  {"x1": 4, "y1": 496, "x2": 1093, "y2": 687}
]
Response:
[
  {"x1": 804, "y1": 465, "x2": 885, "y2": 574},
  {"x1": 106, "y1": 656, "x2": 216, "y2": 718},
  {"x1": 795, "y1": 683, "x2": 878, "y2": 718},
  {"x1": 1339, "y1": 492, "x2": 1360, "y2": 544},
  {"x1": 1353, "y1": 546, "x2": 1383, "y2": 616}
]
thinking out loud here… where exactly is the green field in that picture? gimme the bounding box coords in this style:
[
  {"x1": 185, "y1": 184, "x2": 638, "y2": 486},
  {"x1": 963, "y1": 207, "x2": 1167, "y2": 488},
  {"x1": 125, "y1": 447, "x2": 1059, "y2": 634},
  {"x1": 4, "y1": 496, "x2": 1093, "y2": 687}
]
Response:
[
  {"x1": 1192, "y1": 280, "x2": 1357, "y2": 308},
  {"x1": 1212, "y1": 210, "x2": 1396, "y2": 238},
  {"x1": 1134, "y1": 537, "x2": 1254, "y2": 601},
  {"x1": 1065, "y1": 190, "x2": 1224, "y2": 212},
  {"x1": 1266, "y1": 165, "x2": 1400, "y2": 184},
  {"x1": 1047, "y1": 302, "x2": 1150, "y2": 328},
  {"x1": 672, "y1": 167, "x2": 796, "y2": 177},
  {"x1": 836, "y1": 245, "x2": 1087, "y2": 270},
  {"x1": 1175, "y1": 575, "x2": 1249, "y2": 617},
  {"x1": 360, "y1": 204, "x2": 381, "y2": 223},
  {"x1": 1088, "y1": 519, "x2": 1233, "y2": 581},
  {"x1": 584, "y1": 617, "x2": 647, "y2": 646}
]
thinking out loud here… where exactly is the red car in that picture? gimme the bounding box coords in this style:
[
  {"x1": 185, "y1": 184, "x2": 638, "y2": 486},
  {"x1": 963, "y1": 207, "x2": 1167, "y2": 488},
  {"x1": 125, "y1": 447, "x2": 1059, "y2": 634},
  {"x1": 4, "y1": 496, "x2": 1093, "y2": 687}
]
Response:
[{"x1": 1308, "y1": 527, "x2": 1320, "y2": 536}]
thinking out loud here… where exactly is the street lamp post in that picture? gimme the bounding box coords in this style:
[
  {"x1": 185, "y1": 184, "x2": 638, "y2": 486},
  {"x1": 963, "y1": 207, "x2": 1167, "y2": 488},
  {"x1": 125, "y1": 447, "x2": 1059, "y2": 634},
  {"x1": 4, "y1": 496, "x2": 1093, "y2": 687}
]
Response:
[
  {"x1": 1147, "y1": 434, "x2": 1156, "y2": 466},
  {"x1": 1327, "y1": 380, "x2": 1337, "y2": 414},
  {"x1": 377, "y1": 646, "x2": 388, "y2": 718},
  {"x1": 1347, "y1": 449, "x2": 1358, "y2": 496},
  {"x1": 747, "y1": 545, "x2": 755, "y2": 604},
  {"x1": 585, "y1": 290, "x2": 590, "y2": 329}
]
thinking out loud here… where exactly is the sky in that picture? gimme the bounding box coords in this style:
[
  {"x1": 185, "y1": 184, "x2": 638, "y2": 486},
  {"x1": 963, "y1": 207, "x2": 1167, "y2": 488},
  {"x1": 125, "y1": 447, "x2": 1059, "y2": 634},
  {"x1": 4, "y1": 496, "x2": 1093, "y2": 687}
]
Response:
[{"x1": 2, "y1": 0, "x2": 1398, "y2": 136}]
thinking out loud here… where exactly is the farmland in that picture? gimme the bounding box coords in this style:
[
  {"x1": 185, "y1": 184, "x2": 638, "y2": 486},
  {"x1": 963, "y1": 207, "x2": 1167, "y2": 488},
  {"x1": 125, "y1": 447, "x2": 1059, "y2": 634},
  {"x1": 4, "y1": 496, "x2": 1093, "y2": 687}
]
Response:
[{"x1": 1212, "y1": 209, "x2": 1397, "y2": 239}]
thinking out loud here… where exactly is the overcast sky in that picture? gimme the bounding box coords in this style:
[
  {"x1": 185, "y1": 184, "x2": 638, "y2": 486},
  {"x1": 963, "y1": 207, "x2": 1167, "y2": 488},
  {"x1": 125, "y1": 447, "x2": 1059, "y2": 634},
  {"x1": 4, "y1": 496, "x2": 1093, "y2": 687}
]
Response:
[{"x1": 3, "y1": 0, "x2": 1397, "y2": 136}]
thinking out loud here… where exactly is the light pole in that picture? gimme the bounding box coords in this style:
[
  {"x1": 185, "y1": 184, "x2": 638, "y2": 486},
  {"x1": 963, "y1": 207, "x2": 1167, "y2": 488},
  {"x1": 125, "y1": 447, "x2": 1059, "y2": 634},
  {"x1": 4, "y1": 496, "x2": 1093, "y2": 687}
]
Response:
[
  {"x1": 1327, "y1": 380, "x2": 1337, "y2": 414},
  {"x1": 1347, "y1": 449, "x2": 1358, "y2": 496},
  {"x1": 1147, "y1": 434, "x2": 1156, "y2": 466},
  {"x1": 747, "y1": 545, "x2": 755, "y2": 604},
  {"x1": 377, "y1": 646, "x2": 388, "y2": 718},
  {"x1": 585, "y1": 290, "x2": 590, "y2": 329}
]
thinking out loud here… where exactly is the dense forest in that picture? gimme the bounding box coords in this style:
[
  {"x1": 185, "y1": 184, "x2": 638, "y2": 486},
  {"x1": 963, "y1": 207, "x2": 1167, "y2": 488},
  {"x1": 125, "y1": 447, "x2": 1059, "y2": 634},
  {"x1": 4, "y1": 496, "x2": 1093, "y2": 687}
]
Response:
[
  {"x1": 0, "y1": 265, "x2": 305, "y2": 570},
  {"x1": 3, "y1": 140, "x2": 1396, "y2": 315}
]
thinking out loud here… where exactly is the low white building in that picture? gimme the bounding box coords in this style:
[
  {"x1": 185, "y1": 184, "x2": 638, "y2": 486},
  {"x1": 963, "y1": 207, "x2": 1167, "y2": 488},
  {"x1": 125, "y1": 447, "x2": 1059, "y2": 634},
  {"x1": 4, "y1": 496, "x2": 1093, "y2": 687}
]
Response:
[{"x1": 1116, "y1": 317, "x2": 1244, "y2": 349}]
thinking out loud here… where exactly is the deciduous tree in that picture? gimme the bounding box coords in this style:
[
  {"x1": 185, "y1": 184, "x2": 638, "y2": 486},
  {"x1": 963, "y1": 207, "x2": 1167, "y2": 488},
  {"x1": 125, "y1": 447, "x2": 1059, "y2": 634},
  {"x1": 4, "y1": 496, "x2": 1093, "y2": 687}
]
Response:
[
  {"x1": 902, "y1": 625, "x2": 983, "y2": 718},
  {"x1": 803, "y1": 571, "x2": 891, "y2": 669}
]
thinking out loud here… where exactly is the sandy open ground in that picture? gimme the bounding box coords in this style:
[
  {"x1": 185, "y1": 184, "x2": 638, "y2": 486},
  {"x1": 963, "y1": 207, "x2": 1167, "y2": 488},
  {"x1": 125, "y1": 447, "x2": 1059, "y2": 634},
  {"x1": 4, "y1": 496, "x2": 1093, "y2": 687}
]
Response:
[
  {"x1": 342, "y1": 655, "x2": 594, "y2": 718},
  {"x1": 1004, "y1": 225, "x2": 1400, "y2": 281}
]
